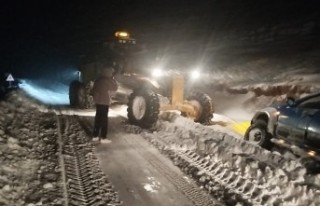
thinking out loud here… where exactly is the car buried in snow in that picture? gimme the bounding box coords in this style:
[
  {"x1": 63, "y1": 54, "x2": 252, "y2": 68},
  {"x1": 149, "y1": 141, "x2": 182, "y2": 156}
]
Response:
[{"x1": 245, "y1": 92, "x2": 320, "y2": 161}]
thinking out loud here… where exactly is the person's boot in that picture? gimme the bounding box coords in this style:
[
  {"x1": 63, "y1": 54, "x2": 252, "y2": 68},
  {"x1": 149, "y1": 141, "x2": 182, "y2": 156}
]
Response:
[
  {"x1": 92, "y1": 137, "x2": 99, "y2": 141},
  {"x1": 100, "y1": 138, "x2": 112, "y2": 144}
]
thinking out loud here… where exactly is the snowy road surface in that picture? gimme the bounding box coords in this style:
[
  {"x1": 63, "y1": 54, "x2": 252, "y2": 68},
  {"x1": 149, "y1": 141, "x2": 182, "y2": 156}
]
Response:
[
  {"x1": 4, "y1": 90, "x2": 320, "y2": 206},
  {"x1": 74, "y1": 105, "x2": 320, "y2": 206}
]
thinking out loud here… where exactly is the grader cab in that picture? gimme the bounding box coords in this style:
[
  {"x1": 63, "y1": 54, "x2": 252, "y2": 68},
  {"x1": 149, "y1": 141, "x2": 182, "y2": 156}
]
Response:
[
  {"x1": 69, "y1": 31, "x2": 137, "y2": 108},
  {"x1": 69, "y1": 31, "x2": 214, "y2": 128}
]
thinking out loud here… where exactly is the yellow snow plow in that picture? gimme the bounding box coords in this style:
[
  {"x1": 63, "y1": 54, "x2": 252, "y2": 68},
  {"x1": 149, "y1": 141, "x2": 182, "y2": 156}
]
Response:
[
  {"x1": 127, "y1": 70, "x2": 214, "y2": 128},
  {"x1": 69, "y1": 30, "x2": 214, "y2": 128}
]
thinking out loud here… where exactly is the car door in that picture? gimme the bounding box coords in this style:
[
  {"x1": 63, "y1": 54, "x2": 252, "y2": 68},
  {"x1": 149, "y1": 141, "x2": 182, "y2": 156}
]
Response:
[
  {"x1": 291, "y1": 108, "x2": 317, "y2": 145},
  {"x1": 276, "y1": 104, "x2": 301, "y2": 139},
  {"x1": 292, "y1": 95, "x2": 320, "y2": 146},
  {"x1": 276, "y1": 95, "x2": 320, "y2": 142},
  {"x1": 305, "y1": 109, "x2": 320, "y2": 149}
]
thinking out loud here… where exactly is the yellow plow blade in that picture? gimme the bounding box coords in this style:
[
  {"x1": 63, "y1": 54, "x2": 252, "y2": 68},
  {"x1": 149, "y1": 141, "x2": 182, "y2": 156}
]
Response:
[{"x1": 230, "y1": 121, "x2": 251, "y2": 136}]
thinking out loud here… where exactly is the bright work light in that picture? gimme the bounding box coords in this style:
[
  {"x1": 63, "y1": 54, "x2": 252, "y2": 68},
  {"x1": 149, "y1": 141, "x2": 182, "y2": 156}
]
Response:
[
  {"x1": 190, "y1": 70, "x2": 200, "y2": 79},
  {"x1": 152, "y1": 68, "x2": 164, "y2": 77}
]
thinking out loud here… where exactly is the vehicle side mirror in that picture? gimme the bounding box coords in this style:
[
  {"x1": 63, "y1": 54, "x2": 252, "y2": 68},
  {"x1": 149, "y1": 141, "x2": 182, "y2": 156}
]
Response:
[{"x1": 287, "y1": 97, "x2": 296, "y2": 107}]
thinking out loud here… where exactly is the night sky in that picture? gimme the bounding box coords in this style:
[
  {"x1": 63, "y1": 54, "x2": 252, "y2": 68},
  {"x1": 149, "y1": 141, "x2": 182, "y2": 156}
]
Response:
[
  {"x1": 1, "y1": 0, "x2": 319, "y2": 79},
  {"x1": 1, "y1": 1, "x2": 128, "y2": 77},
  {"x1": 1, "y1": 0, "x2": 213, "y2": 78}
]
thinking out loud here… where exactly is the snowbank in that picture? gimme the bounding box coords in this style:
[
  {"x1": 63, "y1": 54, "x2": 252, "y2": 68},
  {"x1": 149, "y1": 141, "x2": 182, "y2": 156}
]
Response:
[
  {"x1": 127, "y1": 113, "x2": 320, "y2": 205},
  {"x1": 0, "y1": 91, "x2": 62, "y2": 206},
  {"x1": 0, "y1": 91, "x2": 122, "y2": 206}
]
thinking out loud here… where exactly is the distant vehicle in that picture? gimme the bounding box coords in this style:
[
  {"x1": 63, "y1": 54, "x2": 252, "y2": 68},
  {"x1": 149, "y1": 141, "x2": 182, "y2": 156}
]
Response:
[{"x1": 245, "y1": 93, "x2": 320, "y2": 160}]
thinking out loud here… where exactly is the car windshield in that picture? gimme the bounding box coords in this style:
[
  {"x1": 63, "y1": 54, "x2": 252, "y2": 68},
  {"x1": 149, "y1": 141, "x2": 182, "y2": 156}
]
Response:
[{"x1": 297, "y1": 94, "x2": 320, "y2": 109}]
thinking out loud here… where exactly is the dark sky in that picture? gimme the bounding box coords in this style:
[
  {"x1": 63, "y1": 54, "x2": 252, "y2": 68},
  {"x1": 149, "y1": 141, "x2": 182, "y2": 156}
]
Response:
[
  {"x1": 0, "y1": 1, "x2": 129, "y2": 77},
  {"x1": 1, "y1": 0, "x2": 319, "y2": 78},
  {"x1": 1, "y1": 0, "x2": 215, "y2": 77}
]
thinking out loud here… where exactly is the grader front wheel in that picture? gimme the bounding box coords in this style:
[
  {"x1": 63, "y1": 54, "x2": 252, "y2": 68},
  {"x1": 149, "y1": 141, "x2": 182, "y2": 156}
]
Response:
[
  {"x1": 127, "y1": 89, "x2": 160, "y2": 128},
  {"x1": 185, "y1": 91, "x2": 213, "y2": 124}
]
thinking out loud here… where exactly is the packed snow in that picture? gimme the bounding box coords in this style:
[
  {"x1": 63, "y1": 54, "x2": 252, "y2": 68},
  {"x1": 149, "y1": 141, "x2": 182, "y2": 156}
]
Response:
[
  {"x1": 0, "y1": 91, "x2": 121, "y2": 206},
  {"x1": 135, "y1": 113, "x2": 320, "y2": 205},
  {"x1": 143, "y1": 177, "x2": 161, "y2": 193},
  {"x1": 0, "y1": 92, "x2": 63, "y2": 206},
  {"x1": 1, "y1": 65, "x2": 320, "y2": 205}
]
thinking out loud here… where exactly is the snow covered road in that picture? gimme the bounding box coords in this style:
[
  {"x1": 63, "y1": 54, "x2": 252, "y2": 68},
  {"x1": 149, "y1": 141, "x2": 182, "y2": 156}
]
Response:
[
  {"x1": 77, "y1": 110, "x2": 320, "y2": 206},
  {"x1": 80, "y1": 116, "x2": 221, "y2": 206},
  {"x1": 3, "y1": 90, "x2": 320, "y2": 206}
]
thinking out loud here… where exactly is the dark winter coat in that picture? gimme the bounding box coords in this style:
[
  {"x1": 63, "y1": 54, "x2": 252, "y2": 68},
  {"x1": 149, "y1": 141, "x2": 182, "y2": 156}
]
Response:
[{"x1": 92, "y1": 76, "x2": 118, "y2": 105}]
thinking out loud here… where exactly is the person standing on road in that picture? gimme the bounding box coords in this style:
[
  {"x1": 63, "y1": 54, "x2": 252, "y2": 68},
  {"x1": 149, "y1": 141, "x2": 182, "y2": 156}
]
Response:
[{"x1": 91, "y1": 65, "x2": 118, "y2": 143}]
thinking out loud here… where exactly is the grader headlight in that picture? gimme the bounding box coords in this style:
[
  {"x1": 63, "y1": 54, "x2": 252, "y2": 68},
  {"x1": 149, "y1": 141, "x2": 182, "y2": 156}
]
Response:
[
  {"x1": 152, "y1": 68, "x2": 164, "y2": 78},
  {"x1": 190, "y1": 70, "x2": 201, "y2": 80}
]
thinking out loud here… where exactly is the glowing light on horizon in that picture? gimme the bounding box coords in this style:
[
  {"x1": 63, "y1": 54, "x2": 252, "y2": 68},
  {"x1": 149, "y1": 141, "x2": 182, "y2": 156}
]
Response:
[{"x1": 19, "y1": 79, "x2": 69, "y2": 105}]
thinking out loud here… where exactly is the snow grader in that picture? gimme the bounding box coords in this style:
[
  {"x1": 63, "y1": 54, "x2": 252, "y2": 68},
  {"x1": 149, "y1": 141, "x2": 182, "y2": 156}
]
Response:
[{"x1": 69, "y1": 31, "x2": 214, "y2": 128}]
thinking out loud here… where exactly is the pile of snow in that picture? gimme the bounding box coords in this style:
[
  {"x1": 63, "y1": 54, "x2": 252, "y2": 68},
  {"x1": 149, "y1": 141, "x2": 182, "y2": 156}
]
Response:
[
  {"x1": 0, "y1": 91, "x2": 123, "y2": 206},
  {"x1": 194, "y1": 59, "x2": 320, "y2": 115},
  {"x1": 0, "y1": 91, "x2": 62, "y2": 206},
  {"x1": 226, "y1": 82, "x2": 319, "y2": 111},
  {"x1": 133, "y1": 113, "x2": 320, "y2": 205}
]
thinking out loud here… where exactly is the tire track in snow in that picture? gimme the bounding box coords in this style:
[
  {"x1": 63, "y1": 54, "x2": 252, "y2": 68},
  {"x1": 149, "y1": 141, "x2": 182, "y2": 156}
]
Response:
[
  {"x1": 139, "y1": 131, "x2": 269, "y2": 205},
  {"x1": 121, "y1": 133, "x2": 221, "y2": 206},
  {"x1": 56, "y1": 115, "x2": 123, "y2": 206},
  {"x1": 131, "y1": 115, "x2": 320, "y2": 206}
]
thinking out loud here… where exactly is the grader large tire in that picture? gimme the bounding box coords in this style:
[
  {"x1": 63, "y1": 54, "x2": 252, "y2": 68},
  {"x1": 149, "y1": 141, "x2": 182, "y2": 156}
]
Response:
[
  {"x1": 127, "y1": 89, "x2": 160, "y2": 128},
  {"x1": 69, "y1": 80, "x2": 87, "y2": 108},
  {"x1": 185, "y1": 91, "x2": 214, "y2": 124}
]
